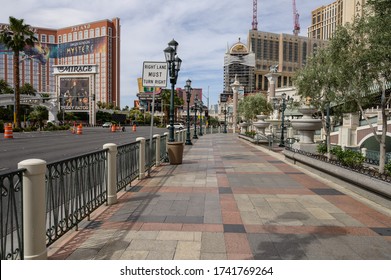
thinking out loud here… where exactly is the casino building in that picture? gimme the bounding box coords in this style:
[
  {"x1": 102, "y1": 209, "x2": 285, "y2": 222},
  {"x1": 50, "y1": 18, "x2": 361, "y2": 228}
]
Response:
[{"x1": 0, "y1": 18, "x2": 120, "y2": 124}]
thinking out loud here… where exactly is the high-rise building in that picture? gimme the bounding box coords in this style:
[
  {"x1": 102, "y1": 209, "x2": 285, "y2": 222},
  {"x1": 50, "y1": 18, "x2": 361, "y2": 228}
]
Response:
[
  {"x1": 308, "y1": 0, "x2": 367, "y2": 40},
  {"x1": 0, "y1": 18, "x2": 120, "y2": 115},
  {"x1": 248, "y1": 30, "x2": 327, "y2": 94},
  {"x1": 223, "y1": 39, "x2": 255, "y2": 95}
]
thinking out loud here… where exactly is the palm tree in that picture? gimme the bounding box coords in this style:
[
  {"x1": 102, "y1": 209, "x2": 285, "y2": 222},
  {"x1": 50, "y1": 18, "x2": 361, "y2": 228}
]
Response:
[{"x1": 0, "y1": 17, "x2": 37, "y2": 128}]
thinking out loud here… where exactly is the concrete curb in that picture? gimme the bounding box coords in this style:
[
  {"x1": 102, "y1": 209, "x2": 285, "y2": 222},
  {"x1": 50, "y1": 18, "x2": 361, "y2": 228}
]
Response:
[{"x1": 283, "y1": 149, "x2": 391, "y2": 199}]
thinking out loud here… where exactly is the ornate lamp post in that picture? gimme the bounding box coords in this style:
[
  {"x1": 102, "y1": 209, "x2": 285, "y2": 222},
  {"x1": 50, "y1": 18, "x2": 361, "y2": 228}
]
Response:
[
  {"x1": 279, "y1": 93, "x2": 287, "y2": 147},
  {"x1": 223, "y1": 103, "x2": 227, "y2": 133},
  {"x1": 164, "y1": 39, "x2": 182, "y2": 142},
  {"x1": 199, "y1": 100, "x2": 204, "y2": 136},
  {"x1": 184, "y1": 79, "x2": 192, "y2": 145},
  {"x1": 193, "y1": 94, "x2": 199, "y2": 139}
]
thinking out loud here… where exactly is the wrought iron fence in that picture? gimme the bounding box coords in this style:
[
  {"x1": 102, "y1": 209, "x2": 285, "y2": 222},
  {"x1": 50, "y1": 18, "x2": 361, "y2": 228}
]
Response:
[
  {"x1": 45, "y1": 150, "x2": 108, "y2": 247},
  {"x1": 117, "y1": 142, "x2": 139, "y2": 191},
  {"x1": 160, "y1": 135, "x2": 168, "y2": 162},
  {"x1": 145, "y1": 138, "x2": 157, "y2": 171},
  {"x1": 0, "y1": 169, "x2": 25, "y2": 260},
  {"x1": 363, "y1": 150, "x2": 391, "y2": 165}
]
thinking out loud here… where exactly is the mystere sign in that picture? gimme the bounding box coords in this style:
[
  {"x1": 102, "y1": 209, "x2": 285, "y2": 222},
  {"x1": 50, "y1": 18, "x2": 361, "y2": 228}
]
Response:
[{"x1": 142, "y1": 62, "x2": 168, "y2": 87}]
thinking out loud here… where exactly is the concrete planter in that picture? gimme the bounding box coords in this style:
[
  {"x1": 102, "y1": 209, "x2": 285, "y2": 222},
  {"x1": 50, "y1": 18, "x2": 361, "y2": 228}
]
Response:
[
  {"x1": 284, "y1": 149, "x2": 391, "y2": 199},
  {"x1": 167, "y1": 142, "x2": 184, "y2": 165}
]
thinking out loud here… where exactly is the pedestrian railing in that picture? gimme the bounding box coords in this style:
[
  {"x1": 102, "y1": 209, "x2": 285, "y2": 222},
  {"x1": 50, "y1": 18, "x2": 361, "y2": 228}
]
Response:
[
  {"x1": 45, "y1": 150, "x2": 108, "y2": 247},
  {"x1": 0, "y1": 128, "x2": 224, "y2": 260},
  {"x1": 0, "y1": 169, "x2": 25, "y2": 260}
]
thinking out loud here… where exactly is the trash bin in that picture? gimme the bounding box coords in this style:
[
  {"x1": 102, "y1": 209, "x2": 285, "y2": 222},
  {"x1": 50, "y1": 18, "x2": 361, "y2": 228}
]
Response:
[{"x1": 167, "y1": 141, "x2": 184, "y2": 165}]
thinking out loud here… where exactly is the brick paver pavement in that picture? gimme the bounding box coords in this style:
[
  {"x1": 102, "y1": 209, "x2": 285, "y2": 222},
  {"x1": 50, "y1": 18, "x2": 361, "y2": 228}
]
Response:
[{"x1": 47, "y1": 133, "x2": 391, "y2": 260}]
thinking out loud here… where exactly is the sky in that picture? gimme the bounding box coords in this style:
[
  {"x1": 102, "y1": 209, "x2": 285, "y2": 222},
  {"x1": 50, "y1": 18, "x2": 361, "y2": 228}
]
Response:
[{"x1": 1, "y1": 0, "x2": 333, "y2": 108}]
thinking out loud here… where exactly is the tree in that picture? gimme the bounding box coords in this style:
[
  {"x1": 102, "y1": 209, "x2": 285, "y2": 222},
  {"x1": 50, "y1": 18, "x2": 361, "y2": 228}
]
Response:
[
  {"x1": 160, "y1": 89, "x2": 183, "y2": 124},
  {"x1": 28, "y1": 106, "x2": 48, "y2": 129},
  {"x1": 294, "y1": 47, "x2": 339, "y2": 159},
  {"x1": 0, "y1": 17, "x2": 37, "y2": 128},
  {"x1": 20, "y1": 83, "x2": 37, "y2": 96},
  {"x1": 329, "y1": 0, "x2": 391, "y2": 173},
  {"x1": 0, "y1": 79, "x2": 14, "y2": 94},
  {"x1": 237, "y1": 93, "x2": 272, "y2": 123}
]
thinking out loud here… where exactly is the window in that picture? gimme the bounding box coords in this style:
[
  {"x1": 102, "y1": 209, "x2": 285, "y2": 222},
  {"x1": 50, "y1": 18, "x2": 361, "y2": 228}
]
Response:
[
  {"x1": 95, "y1": 27, "x2": 100, "y2": 37},
  {"x1": 84, "y1": 30, "x2": 88, "y2": 39},
  {"x1": 101, "y1": 27, "x2": 106, "y2": 36},
  {"x1": 58, "y1": 35, "x2": 62, "y2": 43},
  {"x1": 90, "y1": 29, "x2": 94, "y2": 38},
  {"x1": 73, "y1": 32, "x2": 77, "y2": 41},
  {"x1": 63, "y1": 34, "x2": 67, "y2": 43},
  {"x1": 78, "y1": 31, "x2": 82, "y2": 40},
  {"x1": 41, "y1": 34, "x2": 47, "y2": 43},
  {"x1": 68, "y1": 33, "x2": 72, "y2": 41},
  {"x1": 49, "y1": 35, "x2": 55, "y2": 43}
]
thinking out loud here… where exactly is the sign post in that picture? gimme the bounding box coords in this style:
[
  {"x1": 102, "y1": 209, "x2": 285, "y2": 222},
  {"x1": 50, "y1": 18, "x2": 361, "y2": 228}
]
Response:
[{"x1": 142, "y1": 61, "x2": 168, "y2": 175}]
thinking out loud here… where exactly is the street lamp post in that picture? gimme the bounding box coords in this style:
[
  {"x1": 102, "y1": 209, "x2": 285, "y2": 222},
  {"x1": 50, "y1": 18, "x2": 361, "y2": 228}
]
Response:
[
  {"x1": 223, "y1": 103, "x2": 227, "y2": 133},
  {"x1": 199, "y1": 100, "x2": 204, "y2": 136},
  {"x1": 193, "y1": 94, "x2": 199, "y2": 139},
  {"x1": 164, "y1": 39, "x2": 182, "y2": 142},
  {"x1": 184, "y1": 79, "x2": 192, "y2": 145},
  {"x1": 279, "y1": 93, "x2": 287, "y2": 147}
]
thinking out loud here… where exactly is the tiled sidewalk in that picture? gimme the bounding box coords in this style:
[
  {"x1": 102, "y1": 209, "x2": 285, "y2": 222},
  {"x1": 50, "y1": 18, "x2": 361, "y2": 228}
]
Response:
[{"x1": 48, "y1": 133, "x2": 391, "y2": 260}]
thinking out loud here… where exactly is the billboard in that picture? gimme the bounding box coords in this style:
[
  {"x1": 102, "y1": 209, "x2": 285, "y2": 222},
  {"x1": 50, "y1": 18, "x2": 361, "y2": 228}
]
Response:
[{"x1": 59, "y1": 77, "x2": 90, "y2": 111}]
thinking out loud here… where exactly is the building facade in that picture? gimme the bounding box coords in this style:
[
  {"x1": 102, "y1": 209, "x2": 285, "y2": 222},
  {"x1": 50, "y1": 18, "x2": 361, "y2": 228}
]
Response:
[
  {"x1": 308, "y1": 0, "x2": 367, "y2": 40},
  {"x1": 248, "y1": 30, "x2": 327, "y2": 94},
  {"x1": 0, "y1": 18, "x2": 120, "y2": 112}
]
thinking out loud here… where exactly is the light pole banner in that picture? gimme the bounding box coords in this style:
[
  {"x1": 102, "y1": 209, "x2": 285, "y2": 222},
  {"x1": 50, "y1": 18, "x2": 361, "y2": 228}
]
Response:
[{"x1": 142, "y1": 62, "x2": 168, "y2": 88}]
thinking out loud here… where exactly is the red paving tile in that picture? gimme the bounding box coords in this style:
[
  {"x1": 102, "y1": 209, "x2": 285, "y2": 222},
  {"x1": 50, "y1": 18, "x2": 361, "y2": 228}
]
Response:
[
  {"x1": 222, "y1": 211, "x2": 243, "y2": 224},
  {"x1": 224, "y1": 233, "x2": 252, "y2": 254},
  {"x1": 227, "y1": 253, "x2": 254, "y2": 260},
  {"x1": 181, "y1": 224, "x2": 224, "y2": 232}
]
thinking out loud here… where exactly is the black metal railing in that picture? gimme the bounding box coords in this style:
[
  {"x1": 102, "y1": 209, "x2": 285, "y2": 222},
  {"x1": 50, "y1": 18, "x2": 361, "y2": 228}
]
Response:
[
  {"x1": 0, "y1": 169, "x2": 25, "y2": 260},
  {"x1": 45, "y1": 150, "x2": 108, "y2": 247},
  {"x1": 117, "y1": 142, "x2": 139, "y2": 191},
  {"x1": 145, "y1": 138, "x2": 157, "y2": 171}
]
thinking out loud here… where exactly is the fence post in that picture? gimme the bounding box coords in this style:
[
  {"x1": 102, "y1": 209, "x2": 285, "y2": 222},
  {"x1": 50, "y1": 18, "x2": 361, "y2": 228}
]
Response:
[
  {"x1": 18, "y1": 159, "x2": 47, "y2": 260},
  {"x1": 103, "y1": 143, "x2": 118, "y2": 205},
  {"x1": 164, "y1": 132, "x2": 169, "y2": 154},
  {"x1": 154, "y1": 134, "x2": 161, "y2": 167},
  {"x1": 136, "y1": 137, "x2": 146, "y2": 179},
  {"x1": 361, "y1": 147, "x2": 367, "y2": 158}
]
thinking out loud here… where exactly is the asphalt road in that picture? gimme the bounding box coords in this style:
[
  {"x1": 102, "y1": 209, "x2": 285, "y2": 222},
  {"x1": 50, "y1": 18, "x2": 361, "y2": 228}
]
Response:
[{"x1": 0, "y1": 126, "x2": 168, "y2": 173}]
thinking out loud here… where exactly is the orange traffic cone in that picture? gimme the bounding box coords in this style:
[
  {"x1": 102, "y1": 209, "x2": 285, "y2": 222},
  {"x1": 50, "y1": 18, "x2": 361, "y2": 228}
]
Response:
[
  {"x1": 4, "y1": 123, "x2": 13, "y2": 139},
  {"x1": 111, "y1": 124, "x2": 116, "y2": 132},
  {"x1": 76, "y1": 124, "x2": 83, "y2": 135},
  {"x1": 132, "y1": 124, "x2": 136, "y2": 132}
]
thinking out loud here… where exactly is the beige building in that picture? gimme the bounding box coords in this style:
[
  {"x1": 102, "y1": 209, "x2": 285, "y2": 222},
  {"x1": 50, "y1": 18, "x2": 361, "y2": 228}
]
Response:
[
  {"x1": 248, "y1": 30, "x2": 327, "y2": 94},
  {"x1": 308, "y1": 0, "x2": 367, "y2": 40}
]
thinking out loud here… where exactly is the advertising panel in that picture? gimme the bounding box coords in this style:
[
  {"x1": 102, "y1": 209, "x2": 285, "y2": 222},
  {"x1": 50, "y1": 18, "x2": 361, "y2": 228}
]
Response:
[{"x1": 59, "y1": 77, "x2": 90, "y2": 111}]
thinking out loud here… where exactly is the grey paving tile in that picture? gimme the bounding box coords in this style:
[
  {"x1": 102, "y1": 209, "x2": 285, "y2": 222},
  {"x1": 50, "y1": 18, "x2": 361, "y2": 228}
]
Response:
[
  {"x1": 165, "y1": 215, "x2": 204, "y2": 224},
  {"x1": 223, "y1": 224, "x2": 246, "y2": 233},
  {"x1": 201, "y1": 232, "x2": 226, "y2": 253}
]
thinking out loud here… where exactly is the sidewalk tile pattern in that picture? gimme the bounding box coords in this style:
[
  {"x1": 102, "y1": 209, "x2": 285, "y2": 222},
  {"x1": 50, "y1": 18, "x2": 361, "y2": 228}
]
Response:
[{"x1": 48, "y1": 134, "x2": 391, "y2": 260}]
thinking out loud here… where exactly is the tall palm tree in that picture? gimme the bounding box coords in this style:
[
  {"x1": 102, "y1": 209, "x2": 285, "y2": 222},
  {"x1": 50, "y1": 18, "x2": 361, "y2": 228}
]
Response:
[{"x1": 0, "y1": 17, "x2": 37, "y2": 128}]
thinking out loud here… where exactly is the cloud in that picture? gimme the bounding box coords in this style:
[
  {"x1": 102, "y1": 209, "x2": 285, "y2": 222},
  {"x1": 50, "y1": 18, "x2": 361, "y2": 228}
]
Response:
[{"x1": 1, "y1": 0, "x2": 333, "y2": 107}]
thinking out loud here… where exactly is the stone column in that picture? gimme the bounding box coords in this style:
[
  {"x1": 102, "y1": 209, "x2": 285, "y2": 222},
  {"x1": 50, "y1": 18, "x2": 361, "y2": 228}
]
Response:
[
  {"x1": 230, "y1": 75, "x2": 241, "y2": 134},
  {"x1": 136, "y1": 137, "x2": 146, "y2": 179},
  {"x1": 154, "y1": 134, "x2": 161, "y2": 167},
  {"x1": 18, "y1": 159, "x2": 47, "y2": 260}
]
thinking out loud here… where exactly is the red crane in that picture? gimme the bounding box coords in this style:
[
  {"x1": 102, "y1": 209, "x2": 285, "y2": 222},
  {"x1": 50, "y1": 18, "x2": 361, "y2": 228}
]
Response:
[
  {"x1": 293, "y1": 0, "x2": 300, "y2": 35},
  {"x1": 252, "y1": 0, "x2": 258, "y2": 30}
]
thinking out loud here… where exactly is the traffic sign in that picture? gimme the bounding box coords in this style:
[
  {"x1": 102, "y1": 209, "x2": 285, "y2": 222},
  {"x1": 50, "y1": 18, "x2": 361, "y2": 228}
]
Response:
[{"x1": 142, "y1": 61, "x2": 168, "y2": 88}]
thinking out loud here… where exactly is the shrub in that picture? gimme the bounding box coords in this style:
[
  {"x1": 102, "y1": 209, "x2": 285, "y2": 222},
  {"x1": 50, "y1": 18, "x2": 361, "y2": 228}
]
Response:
[
  {"x1": 317, "y1": 142, "x2": 327, "y2": 154},
  {"x1": 245, "y1": 130, "x2": 256, "y2": 138},
  {"x1": 330, "y1": 146, "x2": 364, "y2": 168},
  {"x1": 385, "y1": 161, "x2": 391, "y2": 176}
]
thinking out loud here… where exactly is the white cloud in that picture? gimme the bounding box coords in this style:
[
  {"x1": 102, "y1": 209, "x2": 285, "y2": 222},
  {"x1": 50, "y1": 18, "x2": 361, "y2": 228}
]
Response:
[{"x1": 1, "y1": 0, "x2": 333, "y2": 107}]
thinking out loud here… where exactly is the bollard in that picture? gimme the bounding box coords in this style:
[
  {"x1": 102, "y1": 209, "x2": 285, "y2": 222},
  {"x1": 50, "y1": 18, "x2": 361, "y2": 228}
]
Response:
[
  {"x1": 4, "y1": 123, "x2": 13, "y2": 139},
  {"x1": 103, "y1": 143, "x2": 118, "y2": 205},
  {"x1": 18, "y1": 159, "x2": 47, "y2": 260},
  {"x1": 136, "y1": 137, "x2": 145, "y2": 179}
]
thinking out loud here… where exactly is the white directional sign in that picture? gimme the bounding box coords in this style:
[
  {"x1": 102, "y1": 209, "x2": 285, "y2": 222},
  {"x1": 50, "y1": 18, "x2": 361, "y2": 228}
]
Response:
[{"x1": 142, "y1": 61, "x2": 168, "y2": 87}]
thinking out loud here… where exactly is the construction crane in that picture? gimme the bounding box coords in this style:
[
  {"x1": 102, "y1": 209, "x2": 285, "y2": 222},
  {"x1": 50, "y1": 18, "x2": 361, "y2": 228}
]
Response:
[
  {"x1": 293, "y1": 0, "x2": 300, "y2": 35},
  {"x1": 252, "y1": 0, "x2": 258, "y2": 30}
]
